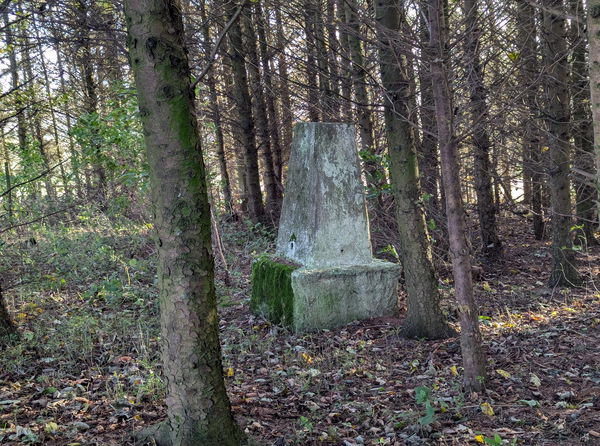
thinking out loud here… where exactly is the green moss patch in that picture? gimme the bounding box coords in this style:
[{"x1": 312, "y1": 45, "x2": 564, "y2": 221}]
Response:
[{"x1": 250, "y1": 256, "x2": 300, "y2": 326}]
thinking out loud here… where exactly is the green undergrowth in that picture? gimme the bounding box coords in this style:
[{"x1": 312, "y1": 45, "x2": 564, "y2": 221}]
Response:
[
  {"x1": 250, "y1": 255, "x2": 299, "y2": 326},
  {"x1": 0, "y1": 214, "x2": 161, "y2": 375}
]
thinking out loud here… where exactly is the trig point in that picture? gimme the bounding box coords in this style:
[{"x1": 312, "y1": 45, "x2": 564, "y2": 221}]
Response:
[{"x1": 251, "y1": 123, "x2": 400, "y2": 332}]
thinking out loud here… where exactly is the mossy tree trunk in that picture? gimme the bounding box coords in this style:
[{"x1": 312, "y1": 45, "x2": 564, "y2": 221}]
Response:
[
  {"x1": 375, "y1": 0, "x2": 453, "y2": 340},
  {"x1": 542, "y1": 0, "x2": 582, "y2": 287},
  {"x1": 427, "y1": 0, "x2": 486, "y2": 391},
  {"x1": 124, "y1": 1, "x2": 244, "y2": 445}
]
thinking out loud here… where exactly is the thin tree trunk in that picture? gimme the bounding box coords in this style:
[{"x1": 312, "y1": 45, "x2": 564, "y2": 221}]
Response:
[
  {"x1": 21, "y1": 27, "x2": 57, "y2": 205},
  {"x1": 55, "y1": 39, "x2": 84, "y2": 200},
  {"x1": 336, "y1": 0, "x2": 353, "y2": 122},
  {"x1": 542, "y1": 0, "x2": 581, "y2": 287},
  {"x1": 256, "y1": 1, "x2": 284, "y2": 186},
  {"x1": 305, "y1": 0, "x2": 321, "y2": 121},
  {"x1": 517, "y1": 1, "x2": 544, "y2": 240},
  {"x1": 77, "y1": 0, "x2": 107, "y2": 204},
  {"x1": 124, "y1": 0, "x2": 245, "y2": 444},
  {"x1": 463, "y1": 0, "x2": 501, "y2": 258},
  {"x1": 274, "y1": 5, "x2": 294, "y2": 165},
  {"x1": 375, "y1": 0, "x2": 453, "y2": 340},
  {"x1": 226, "y1": 1, "x2": 265, "y2": 223},
  {"x1": 588, "y1": 1, "x2": 600, "y2": 220},
  {"x1": 242, "y1": 7, "x2": 279, "y2": 216},
  {"x1": 570, "y1": 0, "x2": 598, "y2": 245},
  {"x1": 198, "y1": 2, "x2": 233, "y2": 215},
  {"x1": 345, "y1": 0, "x2": 380, "y2": 194},
  {"x1": 428, "y1": 0, "x2": 486, "y2": 391},
  {"x1": 32, "y1": 12, "x2": 70, "y2": 200}
]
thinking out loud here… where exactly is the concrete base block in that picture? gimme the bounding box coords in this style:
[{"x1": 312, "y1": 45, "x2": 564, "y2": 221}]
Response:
[
  {"x1": 251, "y1": 257, "x2": 401, "y2": 332},
  {"x1": 291, "y1": 261, "x2": 400, "y2": 332}
]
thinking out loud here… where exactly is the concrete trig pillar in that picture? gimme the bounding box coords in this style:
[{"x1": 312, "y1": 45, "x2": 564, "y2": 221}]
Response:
[{"x1": 251, "y1": 123, "x2": 400, "y2": 332}]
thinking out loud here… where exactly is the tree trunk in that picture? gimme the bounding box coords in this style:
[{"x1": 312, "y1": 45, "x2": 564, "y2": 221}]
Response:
[
  {"x1": 274, "y1": 5, "x2": 294, "y2": 165},
  {"x1": 427, "y1": 0, "x2": 486, "y2": 391},
  {"x1": 463, "y1": 0, "x2": 501, "y2": 258},
  {"x1": 336, "y1": 0, "x2": 354, "y2": 122},
  {"x1": 124, "y1": 1, "x2": 245, "y2": 444},
  {"x1": 588, "y1": 1, "x2": 600, "y2": 221},
  {"x1": 77, "y1": 0, "x2": 107, "y2": 204},
  {"x1": 542, "y1": 0, "x2": 581, "y2": 287},
  {"x1": 255, "y1": 1, "x2": 284, "y2": 186},
  {"x1": 54, "y1": 34, "x2": 84, "y2": 200},
  {"x1": 304, "y1": 0, "x2": 321, "y2": 121},
  {"x1": 516, "y1": 1, "x2": 544, "y2": 240},
  {"x1": 375, "y1": 0, "x2": 453, "y2": 340},
  {"x1": 345, "y1": 0, "x2": 380, "y2": 195},
  {"x1": 242, "y1": 8, "x2": 280, "y2": 217},
  {"x1": 226, "y1": 1, "x2": 265, "y2": 223},
  {"x1": 569, "y1": 0, "x2": 598, "y2": 246},
  {"x1": 198, "y1": 2, "x2": 233, "y2": 215},
  {"x1": 0, "y1": 284, "x2": 16, "y2": 342}
]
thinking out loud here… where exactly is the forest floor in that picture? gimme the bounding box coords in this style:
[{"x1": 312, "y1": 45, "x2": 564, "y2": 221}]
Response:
[{"x1": 0, "y1": 211, "x2": 599, "y2": 445}]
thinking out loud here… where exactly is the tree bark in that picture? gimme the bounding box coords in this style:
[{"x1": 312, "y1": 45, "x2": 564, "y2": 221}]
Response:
[
  {"x1": 463, "y1": 0, "x2": 501, "y2": 258},
  {"x1": 588, "y1": 1, "x2": 600, "y2": 221},
  {"x1": 198, "y1": 2, "x2": 233, "y2": 215},
  {"x1": 226, "y1": 0, "x2": 265, "y2": 223},
  {"x1": 345, "y1": 0, "x2": 380, "y2": 195},
  {"x1": 427, "y1": 0, "x2": 486, "y2": 391},
  {"x1": 242, "y1": 7, "x2": 280, "y2": 216},
  {"x1": 375, "y1": 0, "x2": 453, "y2": 340},
  {"x1": 274, "y1": 5, "x2": 294, "y2": 165},
  {"x1": 569, "y1": 0, "x2": 598, "y2": 246},
  {"x1": 124, "y1": 0, "x2": 245, "y2": 444},
  {"x1": 542, "y1": 0, "x2": 581, "y2": 287},
  {"x1": 516, "y1": 1, "x2": 544, "y2": 240},
  {"x1": 304, "y1": 0, "x2": 321, "y2": 121},
  {"x1": 0, "y1": 284, "x2": 16, "y2": 342}
]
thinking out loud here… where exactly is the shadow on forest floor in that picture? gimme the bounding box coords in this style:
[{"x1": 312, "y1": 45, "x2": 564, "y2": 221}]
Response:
[{"x1": 0, "y1": 213, "x2": 599, "y2": 445}]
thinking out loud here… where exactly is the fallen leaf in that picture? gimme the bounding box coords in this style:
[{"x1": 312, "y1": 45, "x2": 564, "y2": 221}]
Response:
[{"x1": 480, "y1": 402, "x2": 495, "y2": 416}]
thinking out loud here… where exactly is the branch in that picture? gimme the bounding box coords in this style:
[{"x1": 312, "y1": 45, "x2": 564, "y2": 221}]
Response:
[
  {"x1": 190, "y1": 1, "x2": 245, "y2": 90},
  {"x1": 0, "y1": 158, "x2": 69, "y2": 199},
  {"x1": 0, "y1": 204, "x2": 78, "y2": 234}
]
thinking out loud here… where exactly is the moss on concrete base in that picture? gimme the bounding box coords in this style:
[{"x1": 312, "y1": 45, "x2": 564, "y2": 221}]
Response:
[{"x1": 250, "y1": 256, "x2": 300, "y2": 326}]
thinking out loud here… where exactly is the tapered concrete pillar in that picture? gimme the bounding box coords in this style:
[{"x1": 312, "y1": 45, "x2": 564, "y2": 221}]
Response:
[{"x1": 252, "y1": 123, "x2": 400, "y2": 332}]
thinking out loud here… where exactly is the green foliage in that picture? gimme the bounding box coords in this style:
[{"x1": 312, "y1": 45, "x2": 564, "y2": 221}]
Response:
[
  {"x1": 414, "y1": 386, "x2": 437, "y2": 426},
  {"x1": 71, "y1": 82, "x2": 148, "y2": 193}
]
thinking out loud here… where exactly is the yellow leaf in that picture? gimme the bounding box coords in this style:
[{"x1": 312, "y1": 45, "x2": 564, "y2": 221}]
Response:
[
  {"x1": 44, "y1": 421, "x2": 59, "y2": 433},
  {"x1": 541, "y1": 146, "x2": 550, "y2": 152},
  {"x1": 496, "y1": 369, "x2": 512, "y2": 379},
  {"x1": 226, "y1": 367, "x2": 235, "y2": 377},
  {"x1": 474, "y1": 434, "x2": 485, "y2": 443},
  {"x1": 480, "y1": 402, "x2": 495, "y2": 416},
  {"x1": 16, "y1": 313, "x2": 28, "y2": 320},
  {"x1": 301, "y1": 353, "x2": 313, "y2": 364},
  {"x1": 450, "y1": 365, "x2": 458, "y2": 376}
]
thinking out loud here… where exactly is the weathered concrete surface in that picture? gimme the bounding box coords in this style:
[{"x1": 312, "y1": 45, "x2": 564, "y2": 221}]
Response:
[
  {"x1": 291, "y1": 261, "x2": 401, "y2": 332},
  {"x1": 276, "y1": 123, "x2": 373, "y2": 267},
  {"x1": 252, "y1": 122, "x2": 400, "y2": 332}
]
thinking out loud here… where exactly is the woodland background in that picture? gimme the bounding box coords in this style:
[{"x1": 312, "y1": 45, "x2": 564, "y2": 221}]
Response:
[{"x1": 0, "y1": 0, "x2": 599, "y2": 444}]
